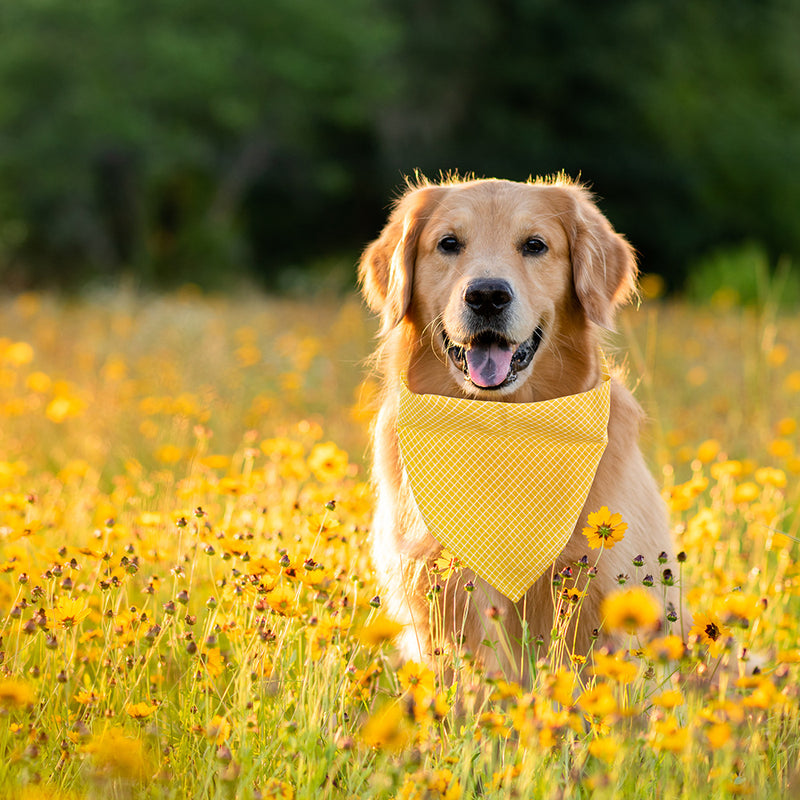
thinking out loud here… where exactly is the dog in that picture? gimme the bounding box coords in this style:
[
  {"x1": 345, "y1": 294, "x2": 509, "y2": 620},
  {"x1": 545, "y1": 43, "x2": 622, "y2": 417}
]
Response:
[{"x1": 359, "y1": 175, "x2": 680, "y2": 681}]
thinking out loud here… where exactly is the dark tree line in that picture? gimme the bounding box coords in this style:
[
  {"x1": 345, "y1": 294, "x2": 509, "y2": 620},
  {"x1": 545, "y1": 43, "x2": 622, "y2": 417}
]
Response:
[{"x1": 1, "y1": 0, "x2": 799, "y2": 291}]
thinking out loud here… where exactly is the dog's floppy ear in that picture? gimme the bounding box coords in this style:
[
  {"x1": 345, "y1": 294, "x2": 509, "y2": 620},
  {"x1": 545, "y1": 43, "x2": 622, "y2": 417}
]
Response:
[
  {"x1": 566, "y1": 186, "x2": 638, "y2": 330},
  {"x1": 359, "y1": 185, "x2": 440, "y2": 335}
]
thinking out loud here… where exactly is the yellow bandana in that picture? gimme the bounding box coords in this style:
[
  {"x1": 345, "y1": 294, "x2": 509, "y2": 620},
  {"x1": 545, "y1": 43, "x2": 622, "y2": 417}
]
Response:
[{"x1": 397, "y1": 359, "x2": 610, "y2": 602}]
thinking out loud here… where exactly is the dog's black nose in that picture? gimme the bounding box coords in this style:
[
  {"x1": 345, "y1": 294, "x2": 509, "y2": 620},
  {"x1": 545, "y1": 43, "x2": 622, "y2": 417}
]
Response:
[{"x1": 463, "y1": 279, "x2": 513, "y2": 316}]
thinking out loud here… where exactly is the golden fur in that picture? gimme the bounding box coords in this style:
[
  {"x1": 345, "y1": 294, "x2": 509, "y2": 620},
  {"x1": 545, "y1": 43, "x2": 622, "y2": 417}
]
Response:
[{"x1": 359, "y1": 176, "x2": 680, "y2": 680}]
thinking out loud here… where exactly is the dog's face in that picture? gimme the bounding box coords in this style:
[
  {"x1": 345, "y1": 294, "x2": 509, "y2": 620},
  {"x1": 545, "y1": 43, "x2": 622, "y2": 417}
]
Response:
[{"x1": 360, "y1": 178, "x2": 636, "y2": 398}]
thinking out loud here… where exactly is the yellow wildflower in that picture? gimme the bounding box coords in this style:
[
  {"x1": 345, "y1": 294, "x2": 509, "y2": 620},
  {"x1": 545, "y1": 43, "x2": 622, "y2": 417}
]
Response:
[
  {"x1": 711, "y1": 460, "x2": 743, "y2": 480},
  {"x1": 74, "y1": 689, "x2": 102, "y2": 706},
  {"x1": 507, "y1": 696, "x2": 534, "y2": 742},
  {"x1": 545, "y1": 669, "x2": 576, "y2": 707},
  {"x1": 491, "y1": 765, "x2": 522, "y2": 791},
  {"x1": 84, "y1": 726, "x2": 148, "y2": 780},
  {"x1": 491, "y1": 679, "x2": 522, "y2": 701},
  {"x1": 578, "y1": 683, "x2": 617, "y2": 717},
  {"x1": 478, "y1": 711, "x2": 510, "y2": 738},
  {"x1": 53, "y1": 596, "x2": 91, "y2": 629},
  {"x1": 777, "y1": 649, "x2": 800, "y2": 664},
  {"x1": 649, "y1": 714, "x2": 689, "y2": 753},
  {"x1": 262, "y1": 778, "x2": 295, "y2": 800},
  {"x1": 706, "y1": 722, "x2": 732, "y2": 748},
  {"x1": 591, "y1": 651, "x2": 639, "y2": 684},
  {"x1": 645, "y1": 635, "x2": 686, "y2": 662},
  {"x1": 345, "y1": 662, "x2": 383, "y2": 702},
  {"x1": 665, "y1": 477, "x2": 709, "y2": 511},
  {"x1": 0, "y1": 678, "x2": 35, "y2": 708},
  {"x1": 200, "y1": 647, "x2": 225, "y2": 679},
  {"x1": 307, "y1": 441, "x2": 349, "y2": 483},
  {"x1": 126, "y1": 701, "x2": 158, "y2": 719},
  {"x1": 45, "y1": 386, "x2": 86, "y2": 423},
  {"x1": 652, "y1": 689, "x2": 684, "y2": 709},
  {"x1": 355, "y1": 615, "x2": 403, "y2": 648},
  {"x1": 397, "y1": 769, "x2": 461, "y2": 800},
  {"x1": 582, "y1": 507, "x2": 627, "y2": 549},
  {"x1": 588, "y1": 735, "x2": 620, "y2": 764},
  {"x1": 263, "y1": 585, "x2": 297, "y2": 616},
  {"x1": 754, "y1": 467, "x2": 787, "y2": 488},
  {"x1": 2, "y1": 341, "x2": 35, "y2": 366},
  {"x1": 433, "y1": 548, "x2": 462, "y2": 580},
  {"x1": 397, "y1": 661, "x2": 435, "y2": 697},
  {"x1": 690, "y1": 611, "x2": 731, "y2": 658},
  {"x1": 740, "y1": 677, "x2": 779, "y2": 709},
  {"x1": 562, "y1": 587, "x2": 586, "y2": 603},
  {"x1": 769, "y1": 439, "x2": 794, "y2": 460},
  {"x1": 206, "y1": 715, "x2": 231, "y2": 743},
  {"x1": 155, "y1": 444, "x2": 183, "y2": 464},
  {"x1": 718, "y1": 592, "x2": 762, "y2": 624},
  {"x1": 199, "y1": 454, "x2": 231, "y2": 471},
  {"x1": 360, "y1": 703, "x2": 409, "y2": 751},
  {"x1": 696, "y1": 439, "x2": 721, "y2": 463},
  {"x1": 682, "y1": 508, "x2": 722, "y2": 550},
  {"x1": 427, "y1": 692, "x2": 451, "y2": 720},
  {"x1": 733, "y1": 481, "x2": 760, "y2": 504},
  {"x1": 26, "y1": 371, "x2": 51, "y2": 393},
  {"x1": 601, "y1": 587, "x2": 661, "y2": 634}
]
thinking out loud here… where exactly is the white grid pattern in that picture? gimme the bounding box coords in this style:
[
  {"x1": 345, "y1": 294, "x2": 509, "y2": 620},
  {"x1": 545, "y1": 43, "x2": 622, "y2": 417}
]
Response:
[{"x1": 397, "y1": 363, "x2": 610, "y2": 602}]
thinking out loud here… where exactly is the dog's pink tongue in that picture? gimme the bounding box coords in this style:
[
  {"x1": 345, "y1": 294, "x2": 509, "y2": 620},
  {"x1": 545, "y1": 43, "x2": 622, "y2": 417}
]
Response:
[{"x1": 465, "y1": 341, "x2": 514, "y2": 388}]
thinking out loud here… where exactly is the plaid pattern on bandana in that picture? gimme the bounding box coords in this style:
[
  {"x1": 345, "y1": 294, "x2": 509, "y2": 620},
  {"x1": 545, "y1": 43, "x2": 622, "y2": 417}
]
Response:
[{"x1": 397, "y1": 359, "x2": 611, "y2": 601}]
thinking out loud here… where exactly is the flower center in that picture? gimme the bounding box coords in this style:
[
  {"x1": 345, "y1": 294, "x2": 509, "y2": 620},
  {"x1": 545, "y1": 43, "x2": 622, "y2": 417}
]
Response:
[{"x1": 705, "y1": 622, "x2": 720, "y2": 641}]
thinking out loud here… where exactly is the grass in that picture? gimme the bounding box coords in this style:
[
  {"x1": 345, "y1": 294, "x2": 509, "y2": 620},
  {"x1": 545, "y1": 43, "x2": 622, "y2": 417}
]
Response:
[{"x1": 0, "y1": 286, "x2": 798, "y2": 799}]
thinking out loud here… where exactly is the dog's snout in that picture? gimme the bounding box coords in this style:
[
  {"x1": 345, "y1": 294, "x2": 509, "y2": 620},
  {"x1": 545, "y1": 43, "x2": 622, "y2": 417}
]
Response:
[{"x1": 463, "y1": 279, "x2": 514, "y2": 316}]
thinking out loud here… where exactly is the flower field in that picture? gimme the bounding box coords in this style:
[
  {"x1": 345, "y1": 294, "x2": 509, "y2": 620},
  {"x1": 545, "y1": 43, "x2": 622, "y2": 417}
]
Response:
[{"x1": 0, "y1": 287, "x2": 798, "y2": 799}]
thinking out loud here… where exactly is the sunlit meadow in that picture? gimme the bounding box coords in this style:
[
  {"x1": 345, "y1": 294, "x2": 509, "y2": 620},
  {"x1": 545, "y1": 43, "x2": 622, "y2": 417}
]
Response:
[{"x1": 0, "y1": 284, "x2": 798, "y2": 799}]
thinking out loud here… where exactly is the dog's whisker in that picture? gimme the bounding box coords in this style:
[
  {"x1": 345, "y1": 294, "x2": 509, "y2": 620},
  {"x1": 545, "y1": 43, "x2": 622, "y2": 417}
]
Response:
[{"x1": 420, "y1": 316, "x2": 447, "y2": 363}]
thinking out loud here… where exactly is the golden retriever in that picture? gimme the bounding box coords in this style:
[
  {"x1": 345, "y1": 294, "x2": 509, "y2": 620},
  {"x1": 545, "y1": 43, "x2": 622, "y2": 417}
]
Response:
[{"x1": 359, "y1": 175, "x2": 680, "y2": 681}]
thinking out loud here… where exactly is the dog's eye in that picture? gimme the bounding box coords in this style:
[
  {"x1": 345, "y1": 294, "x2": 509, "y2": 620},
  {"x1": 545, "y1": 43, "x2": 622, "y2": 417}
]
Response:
[
  {"x1": 522, "y1": 237, "x2": 548, "y2": 256},
  {"x1": 438, "y1": 235, "x2": 462, "y2": 254}
]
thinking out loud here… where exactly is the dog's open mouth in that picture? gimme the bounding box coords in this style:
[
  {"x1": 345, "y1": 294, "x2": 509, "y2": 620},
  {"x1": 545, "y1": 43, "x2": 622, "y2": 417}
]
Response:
[{"x1": 444, "y1": 327, "x2": 544, "y2": 390}]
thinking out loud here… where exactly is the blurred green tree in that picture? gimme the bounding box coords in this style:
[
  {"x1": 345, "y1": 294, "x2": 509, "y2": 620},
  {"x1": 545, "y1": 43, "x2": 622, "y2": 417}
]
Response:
[
  {"x1": 641, "y1": 1, "x2": 800, "y2": 273},
  {"x1": 372, "y1": 0, "x2": 800, "y2": 284},
  {"x1": 0, "y1": 0, "x2": 398, "y2": 287},
  {"x1": 0, "y1": 0, "x2": 799, "y2": 290}
]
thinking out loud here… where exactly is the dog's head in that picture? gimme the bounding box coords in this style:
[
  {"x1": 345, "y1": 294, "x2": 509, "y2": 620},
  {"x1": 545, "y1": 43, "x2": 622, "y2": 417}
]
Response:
[{"x1": 359, "y1": 177, "x2": 636, "y2": 398}]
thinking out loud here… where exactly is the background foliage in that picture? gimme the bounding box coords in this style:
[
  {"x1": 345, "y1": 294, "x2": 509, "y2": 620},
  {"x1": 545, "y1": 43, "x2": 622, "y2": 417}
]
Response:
[{"x1": 1, "y1": 0, "x2": 799, "y2": 291}]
